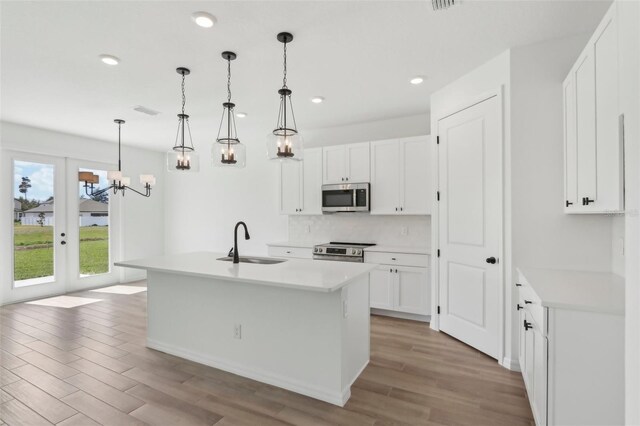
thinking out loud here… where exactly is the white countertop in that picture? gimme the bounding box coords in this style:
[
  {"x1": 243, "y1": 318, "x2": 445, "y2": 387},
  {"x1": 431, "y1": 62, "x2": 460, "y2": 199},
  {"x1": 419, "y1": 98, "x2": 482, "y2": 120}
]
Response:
[
  {"x1": 517, "y1": 267, "x2": 624, "y2": 315},
  {"x1": 364, "y1": 245, "x2": 430, "y2": 255},
  {"x1": 115, "y1": 251, "x2": 377, "y2": 293}
]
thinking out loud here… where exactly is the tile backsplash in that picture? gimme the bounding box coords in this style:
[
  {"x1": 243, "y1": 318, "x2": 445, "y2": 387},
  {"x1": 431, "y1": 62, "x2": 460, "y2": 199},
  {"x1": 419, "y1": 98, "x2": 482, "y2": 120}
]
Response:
[{"x1": 288, "y1": 214, "x2": 430, "y2": 247}]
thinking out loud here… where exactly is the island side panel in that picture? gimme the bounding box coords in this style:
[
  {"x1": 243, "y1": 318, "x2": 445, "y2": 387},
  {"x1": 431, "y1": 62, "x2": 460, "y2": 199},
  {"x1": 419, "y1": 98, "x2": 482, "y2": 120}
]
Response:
[
  {"x1": 341, "y1": 274, "x2": 370, "y2": 393},
  {"x1": 145, "y1": 270, "x2": 348, "y2": 405}
]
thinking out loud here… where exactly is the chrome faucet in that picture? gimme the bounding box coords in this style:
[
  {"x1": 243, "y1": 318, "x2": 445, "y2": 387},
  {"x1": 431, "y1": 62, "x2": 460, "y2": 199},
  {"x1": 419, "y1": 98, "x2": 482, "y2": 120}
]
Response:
[{"x1": 232, "y1": 221, "x2": 250, "y2": 264}]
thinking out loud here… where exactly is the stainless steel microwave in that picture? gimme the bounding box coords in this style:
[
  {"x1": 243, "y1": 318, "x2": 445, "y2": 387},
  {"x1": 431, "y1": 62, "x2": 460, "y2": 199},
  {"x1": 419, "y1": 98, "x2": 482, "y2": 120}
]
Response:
[{"x1": 322, "y1": 183, "x2": 370, "y2": 213}]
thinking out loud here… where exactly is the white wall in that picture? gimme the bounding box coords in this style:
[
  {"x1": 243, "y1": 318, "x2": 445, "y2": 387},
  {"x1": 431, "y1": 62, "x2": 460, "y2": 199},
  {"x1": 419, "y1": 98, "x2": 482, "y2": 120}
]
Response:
[
  {"x1": 0, "y1": 121, "x2": 165, "y2": 296},
  {"x1": 288, "y1": 215, "x2": 430, "y2": 248},
  {"x1": 304, "y1": 114, "x2": 430, "y2": 147},
  {"x1": 618, "y1": 0, "x2": 640, "y2": 422}
]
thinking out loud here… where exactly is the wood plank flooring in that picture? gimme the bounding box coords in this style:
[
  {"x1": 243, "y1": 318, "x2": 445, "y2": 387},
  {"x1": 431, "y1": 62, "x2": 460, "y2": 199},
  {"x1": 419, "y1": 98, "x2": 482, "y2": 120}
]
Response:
[{"x1": 0, "y1": 282, "x2": 533, "y2": 425}]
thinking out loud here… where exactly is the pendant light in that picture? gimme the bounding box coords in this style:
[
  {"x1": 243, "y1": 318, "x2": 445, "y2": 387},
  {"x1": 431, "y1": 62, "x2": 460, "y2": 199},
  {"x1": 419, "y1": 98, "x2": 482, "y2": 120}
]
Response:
[
  {"x1": 213, "y1": 51, "x2": 246, "y2": 168},
  {"x1": 266, "y1": 32, "x2": 304, "y2": 161},
  {"x1": 81, "y1": 119, "x2": 155, "y2": 198},
  {"x1": 167, "y1": 67, "x2": 200, "y2": 172}
]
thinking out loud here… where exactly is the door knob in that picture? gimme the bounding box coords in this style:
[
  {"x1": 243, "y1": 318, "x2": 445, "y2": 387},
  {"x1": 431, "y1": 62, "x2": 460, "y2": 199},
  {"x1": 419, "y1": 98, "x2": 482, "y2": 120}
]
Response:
[
  {"x1": 486, "y1": 257, "x2": 497, "y2": 264},
  {"x1": 60, "y1": 241, "x2": 67, "y2": 245},
  {"x1": 60, "y1": 233, "x2": 66, "y2": 237}
]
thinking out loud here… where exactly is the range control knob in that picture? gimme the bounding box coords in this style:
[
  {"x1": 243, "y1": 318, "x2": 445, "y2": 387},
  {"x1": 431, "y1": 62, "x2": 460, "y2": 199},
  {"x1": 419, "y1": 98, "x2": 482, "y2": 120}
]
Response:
[{"x1": 314, "y1": 248, "x2": 319, "y2": 253}]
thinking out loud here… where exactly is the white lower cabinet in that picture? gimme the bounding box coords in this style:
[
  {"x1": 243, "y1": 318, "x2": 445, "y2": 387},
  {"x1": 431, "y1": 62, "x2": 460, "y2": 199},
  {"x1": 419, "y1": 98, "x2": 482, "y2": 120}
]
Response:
[
  {"x1": 366, "y1": 252, "x2": 430, "y2": 316},
  {"x1": 517, "y1": 269, "x2": 624, "y2": 426}
]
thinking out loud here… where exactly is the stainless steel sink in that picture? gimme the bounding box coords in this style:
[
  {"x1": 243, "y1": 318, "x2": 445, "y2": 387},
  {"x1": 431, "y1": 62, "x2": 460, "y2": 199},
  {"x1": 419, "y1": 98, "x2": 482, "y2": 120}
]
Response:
[{"x1": 217, "y1": 256, "x2": 286, "y2": 265}]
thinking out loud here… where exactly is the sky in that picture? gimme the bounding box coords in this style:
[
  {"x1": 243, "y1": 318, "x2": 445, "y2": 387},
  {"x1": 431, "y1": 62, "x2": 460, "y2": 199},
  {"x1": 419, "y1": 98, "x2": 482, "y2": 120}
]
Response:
[{"x1": 13, "y1": 161, "x2": 109, "y2": 202}]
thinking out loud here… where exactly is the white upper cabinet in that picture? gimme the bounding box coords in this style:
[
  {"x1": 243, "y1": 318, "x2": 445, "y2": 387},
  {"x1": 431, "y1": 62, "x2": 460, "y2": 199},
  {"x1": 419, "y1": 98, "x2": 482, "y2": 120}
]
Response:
[
  {"x1": 279, "y1": 147, "x2": 322, "y2": 215},
  {"x1": 563, "y1": 2, "x2": 623, "y2": 213},
  {"x1": 322, "y1": 142, "x2": 370, "y2": 184},
  {"x1": 370, "y1": 136, "x2": 431, "y2": 215}
]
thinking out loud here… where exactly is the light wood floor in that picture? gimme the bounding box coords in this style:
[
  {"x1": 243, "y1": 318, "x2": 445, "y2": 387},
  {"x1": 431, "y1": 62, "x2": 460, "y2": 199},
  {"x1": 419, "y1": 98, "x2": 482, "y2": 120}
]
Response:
[{"x1": 0, "y1": 282, "x2": 533, "y2": 425}]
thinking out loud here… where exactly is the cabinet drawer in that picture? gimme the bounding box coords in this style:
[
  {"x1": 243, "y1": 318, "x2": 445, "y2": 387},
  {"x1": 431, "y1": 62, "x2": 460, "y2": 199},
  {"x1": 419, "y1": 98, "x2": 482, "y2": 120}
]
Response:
[
  {"x1": 364, "y1": 252, "x2": 429, "y2": 268},
  {"x1": 267, "y1": 246, "x2": 313, "y2": 259}
]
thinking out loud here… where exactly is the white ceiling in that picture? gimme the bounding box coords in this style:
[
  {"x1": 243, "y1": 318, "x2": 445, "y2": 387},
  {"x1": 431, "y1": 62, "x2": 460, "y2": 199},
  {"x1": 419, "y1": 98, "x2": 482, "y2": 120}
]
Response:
[{"x1": 1, "y1": 0, "x2": 611, "y2": 151}]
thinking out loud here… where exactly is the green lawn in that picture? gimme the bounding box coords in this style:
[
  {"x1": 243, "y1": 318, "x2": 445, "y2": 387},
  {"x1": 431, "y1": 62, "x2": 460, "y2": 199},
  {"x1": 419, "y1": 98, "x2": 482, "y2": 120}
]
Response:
[{"x1": 14, "y1": 224, "x2": 109, "y2": 281}]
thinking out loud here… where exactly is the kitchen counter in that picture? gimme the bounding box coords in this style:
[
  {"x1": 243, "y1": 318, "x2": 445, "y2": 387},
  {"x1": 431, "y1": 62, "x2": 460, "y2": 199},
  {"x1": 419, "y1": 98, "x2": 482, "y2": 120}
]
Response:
[
  {"x1": 115, "y1": 251, "x2": 372, "y2": 406},
  {"x1": 364, "y1": 245, "x2": 430, "y2": 255},
  {"x1": 516, "y1": 267, "x2": 624, "y2": 315},
  {"x1": 115, "y1": 251, "x2": 376, "y2": 293}
]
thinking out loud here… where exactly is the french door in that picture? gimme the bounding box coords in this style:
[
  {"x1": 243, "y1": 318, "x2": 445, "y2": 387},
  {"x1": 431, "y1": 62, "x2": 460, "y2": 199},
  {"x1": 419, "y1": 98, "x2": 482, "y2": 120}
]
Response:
[{"x1": 2, "y1": 151, "x2": 120, "y2": 304}]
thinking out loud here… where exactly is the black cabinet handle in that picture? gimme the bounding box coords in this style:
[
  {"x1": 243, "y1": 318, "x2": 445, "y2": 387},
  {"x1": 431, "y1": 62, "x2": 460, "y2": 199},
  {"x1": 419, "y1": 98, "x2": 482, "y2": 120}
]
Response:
[
  {"x1": 395, "y1": 207, "x2": 398, "y2": 211},
  {"x1": 395, "y1": 269, "x2": 398, "y2": 273},
  {"x1": 582, "y1": 197, "x2": 595, "y2": 205},
  {"x1": 524, "y1": 300, "x2": 532, "y2": 304},
  {"x1": 400, "y1": 207, "x2": 403, "y2": 211},
  {"x1": 486, "y1": 257, "x2": 497, "y2": 264},
  {"x1": 517, "y1": 304, "x2": 523, "y2": 311},
  {"x1": 524, "y1": 320, "x2": 532, "y2": 331},
  {"x1": 515, "y1": 283, "x2": 522, "y2": 287},
  {"x1": 566, "y1": 200, "x2": 573, "y2": 207}
]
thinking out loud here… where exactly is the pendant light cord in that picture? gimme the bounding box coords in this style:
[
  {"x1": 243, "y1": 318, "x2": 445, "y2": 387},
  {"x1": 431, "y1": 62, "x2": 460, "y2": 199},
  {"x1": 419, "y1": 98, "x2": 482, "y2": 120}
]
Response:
[
  {"x1": 181, "y1": 73, "x2": 186, "y2": 116},
  {"x1": 117, "y1": 121, "x2": 122, "y2": 171},
  {"x1": 282, "y1": 41, "x2": 287, "y2": 89},
  {"x1": 227, "y1": 58, "x2": 232, "y2": 103}
]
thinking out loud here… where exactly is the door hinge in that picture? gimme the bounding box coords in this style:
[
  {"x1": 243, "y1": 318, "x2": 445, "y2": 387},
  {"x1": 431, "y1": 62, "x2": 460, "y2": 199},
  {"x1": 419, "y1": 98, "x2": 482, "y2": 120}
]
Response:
[
  {"x1": 437, "y1": 191, "x2": 440, "y2": 201},
  {"x1": 437, "y1": 305, "x2": 441, "y2": 314},
  {"x1": 437, "y1": 249, "x2": 440, "y2": 257},
  {"x1": 436, "y1": 136, "x2": 440, "y2": 145}
]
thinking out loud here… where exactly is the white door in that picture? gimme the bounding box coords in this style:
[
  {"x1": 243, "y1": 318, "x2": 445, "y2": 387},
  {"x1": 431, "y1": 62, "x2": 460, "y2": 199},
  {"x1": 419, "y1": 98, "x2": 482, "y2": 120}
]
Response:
[
  {"x1": 401, "y1": 136, "x2": 431, "y2": 215},
  {"x1": 301, "y1": 148, "x2": 322, "y2": 215},
  {"x1": 2, "y1": 152, "x2": 68, "y2": 303},
  {"x1": 323, "y1": 146, "x2": 346, "y2": 184},
  {"x1": 437, "y1": 95, "x2": 501, "y2": 359},
  {"x1": 280, "y1": 160, "x2": 301, "y2": 214},
  {"x1": 369, "y1": 266, "x2": 393, "y2": 310},
  {"x1": 370, "y1": 140, "x2": 400, "y2": 215},
  {"x1": 65, "y1": 159, "x2": 121, "y2": 292},
  {"x1": 345, "y1": 142, "x2": 370, "y2": 183},
  {"x1": 575, "y1": 50, "x2": 597, "y2": 206},
  {"x1": 395, "y1": 266, "x2": 429, "y2": 315}
]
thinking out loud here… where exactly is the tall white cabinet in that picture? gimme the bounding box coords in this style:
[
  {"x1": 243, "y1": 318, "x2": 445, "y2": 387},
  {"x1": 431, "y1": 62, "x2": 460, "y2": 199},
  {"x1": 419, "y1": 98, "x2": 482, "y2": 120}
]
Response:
[
  {"x1": 563, "y1": 2, "x2": 623, "y2": 213},
  {"x1": 370, "y1": 136, "x2": 431, "y2": 215},
  {"x1": 279, "y1": 147, "x2": 322, "y2": 215}
]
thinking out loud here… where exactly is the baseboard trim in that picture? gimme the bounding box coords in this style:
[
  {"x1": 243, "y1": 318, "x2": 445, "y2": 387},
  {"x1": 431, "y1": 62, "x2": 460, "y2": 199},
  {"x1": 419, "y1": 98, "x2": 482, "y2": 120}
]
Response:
[
  {"x1": 500, "y1": 356, "x2": 521, "y2": 372},
  {"x1": 147, "y1": 338, "x2": 351, "y2": 406},
  {"x1": 371, "y1": 308, "x2": 431, "y2": 323}
]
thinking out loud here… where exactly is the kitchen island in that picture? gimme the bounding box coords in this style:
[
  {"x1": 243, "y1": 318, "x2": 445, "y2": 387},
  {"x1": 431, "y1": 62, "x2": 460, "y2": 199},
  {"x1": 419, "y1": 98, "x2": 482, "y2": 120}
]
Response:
[{"x1": 115, "y1": 251, "x2": 376, "y2": 406}]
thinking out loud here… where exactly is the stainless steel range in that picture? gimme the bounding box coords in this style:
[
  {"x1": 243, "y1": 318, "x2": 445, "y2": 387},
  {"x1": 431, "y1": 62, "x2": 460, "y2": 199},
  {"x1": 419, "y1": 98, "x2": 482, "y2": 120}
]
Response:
[{"x1": 312, "y1": 242, "x2": 376, "y2": 262}]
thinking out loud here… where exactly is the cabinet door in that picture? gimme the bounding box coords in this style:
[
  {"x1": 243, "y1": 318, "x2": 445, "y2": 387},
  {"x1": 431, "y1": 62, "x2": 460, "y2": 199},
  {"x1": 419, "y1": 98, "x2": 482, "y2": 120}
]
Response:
[
  {"x1": 370, "y1": 140, "x2": 400, "y2": 215},
  {"x1": 532, "y1": 321, "x2": 548, "y2": 426},
  {"x1": 401, "y1": 136, "x2": 431, "y2": 215},
  {"x1": 563, "y1": 76, "x2": 579, "y2": 211},
  {"x1": 518, "y1": 304, "x2": 527, "y2": 376},
  {"x1": 524, "y1": 312, "x2": 535, "y2": 395},
  {"x1": 279, "y1": 160, "x2": 301, "y2": 215},
  {"x1": 575, "y1": 50, "x2": 597, "y2": 207},
  {"x1": 301, "y1": 148, "x2": 322, "y2": 215},
  {"x1": 345, "y1": 142, "x2": 370, "y2": 183},
  {"x1": 322, "y1": 146, "x2": 346, "y2": 184},
  {"x1": 395, "y1": 266, "x2": 429, "y2": 315},
  {"x1": 594, "y1": 10, "x2": 622, "y2": 212},
  {"x1": 370, "y1": 266, "x2": 394, "y2": 310}
]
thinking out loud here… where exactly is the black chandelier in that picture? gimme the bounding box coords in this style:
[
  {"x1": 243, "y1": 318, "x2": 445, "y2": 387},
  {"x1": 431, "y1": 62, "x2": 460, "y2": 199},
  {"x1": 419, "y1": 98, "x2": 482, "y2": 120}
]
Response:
[
  {"x1": 167, "y1": 67, "x2": 200, "y2": 172},
  {"x1": 214, "y1": 51, "x2": 245, "y2": 168},
  {"x1": 266, "y1": 32, "x2": 304, "y2": 161},
  {"x1": 81, "y1": 119, "x2": 155, "y2": 198}
]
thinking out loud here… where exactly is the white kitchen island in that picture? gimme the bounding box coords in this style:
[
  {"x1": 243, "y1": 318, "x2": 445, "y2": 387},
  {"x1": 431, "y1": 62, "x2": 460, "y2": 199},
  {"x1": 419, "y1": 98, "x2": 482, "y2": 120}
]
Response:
[{"x1": 115, "y1": 251, "x2": 376, "y2": 406}]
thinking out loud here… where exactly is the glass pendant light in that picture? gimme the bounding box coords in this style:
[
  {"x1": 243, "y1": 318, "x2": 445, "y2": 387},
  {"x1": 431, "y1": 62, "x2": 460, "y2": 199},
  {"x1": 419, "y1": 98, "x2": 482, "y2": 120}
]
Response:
[
  {"x1": 266, "y1": 32, "x2": 304, "y2": 161},
  {"x1": 167, "y1": 67, "x2": 200, "y2": 172},
  {"x1": 213, "y1": 51, "x2": 246, "y2": 168},
  {"x1": 81, "y1": 119, "x2": 154, "y2": 197}
]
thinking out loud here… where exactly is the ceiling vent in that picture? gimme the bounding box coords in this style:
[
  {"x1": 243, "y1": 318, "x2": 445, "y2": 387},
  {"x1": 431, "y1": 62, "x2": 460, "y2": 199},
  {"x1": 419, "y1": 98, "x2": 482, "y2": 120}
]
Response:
[
  {"x1": 133, "y1": 105, "x2": 160, "y2": 116},
  {"x1": 432, "y1": 0, "x2": 455, "y2": 11}
]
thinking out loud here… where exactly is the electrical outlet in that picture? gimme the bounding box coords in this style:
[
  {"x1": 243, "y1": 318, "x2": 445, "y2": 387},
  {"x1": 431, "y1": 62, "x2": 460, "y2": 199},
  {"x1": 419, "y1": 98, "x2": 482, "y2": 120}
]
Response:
[
  {"x1": 401, "y1": 226, "x2": 408, "y2": 236},
  {"x1": 233, "y1": 324, "x2": 242, "y2": 339}
]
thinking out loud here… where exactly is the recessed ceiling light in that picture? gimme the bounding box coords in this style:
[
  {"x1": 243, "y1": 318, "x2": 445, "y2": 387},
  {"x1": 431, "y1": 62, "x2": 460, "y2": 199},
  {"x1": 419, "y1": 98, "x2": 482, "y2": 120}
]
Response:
[
  {"x1": 99, "y1": 54, "x2": 120, "y2": 66},
  {"x1": 236, "y1": 112, "x2": 247, "y2": 118},
  {"x1": 191, "y1": 12, "x2": 216, "y2": 28},
  {"x1": 410, "y1": 76, "x2": 424, "y2": 85},
  {"x1": 311, "y1": 96, "x2": 324, "y2": 104}
]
